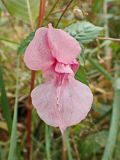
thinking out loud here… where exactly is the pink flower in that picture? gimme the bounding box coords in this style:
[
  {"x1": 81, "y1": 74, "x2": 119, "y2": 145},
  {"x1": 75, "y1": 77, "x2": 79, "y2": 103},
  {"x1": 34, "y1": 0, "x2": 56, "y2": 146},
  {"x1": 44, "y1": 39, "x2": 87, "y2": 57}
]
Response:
[{"x1": 24, "y1": 24, "x2": 93, "y2": 133}]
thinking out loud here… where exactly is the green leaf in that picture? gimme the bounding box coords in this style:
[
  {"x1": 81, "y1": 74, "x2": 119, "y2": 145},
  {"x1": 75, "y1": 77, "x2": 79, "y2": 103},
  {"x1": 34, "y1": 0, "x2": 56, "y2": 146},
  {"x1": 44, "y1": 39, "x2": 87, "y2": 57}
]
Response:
[
  {"x1": 17, "y1": 31, "x2": 35, "y2": 54},
  {"x1": 0, "y1": 66, "x2": 12, "y2": 134},
  {"x1": 45, "y1": 125, "x2": 52, "y2": 160},
  {"x1": 92, "y1": 0, "x2": 103, "y2": 12},
  {"x1": 8, "y1": 55, "x2": 20, "y2": 160},
  {"x1": 1, "y1": 0, "x2": 39, "y2": 24},
  {"x1": 79, "y1": 131, "x2": 108, "y2": 160},
  {"x1": 75, "y1": 66, "x2": 88, "y2": 85},
  {"x1": 65, "y1": 21, "x2": 103, "y2": 43},
  {"x1": 88, "y1": 57, "x2": 113, "y2": 81}
]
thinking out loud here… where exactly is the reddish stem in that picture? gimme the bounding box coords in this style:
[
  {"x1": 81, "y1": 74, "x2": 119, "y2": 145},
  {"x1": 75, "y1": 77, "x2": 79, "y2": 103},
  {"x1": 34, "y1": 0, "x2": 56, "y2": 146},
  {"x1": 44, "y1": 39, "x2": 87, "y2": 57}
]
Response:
[
  {"x1": 27, "y1": 1, "x2": 45, "y2": 160},
  {"x1": 38, "y1": 0, "x2": 45, "y2": 27}
]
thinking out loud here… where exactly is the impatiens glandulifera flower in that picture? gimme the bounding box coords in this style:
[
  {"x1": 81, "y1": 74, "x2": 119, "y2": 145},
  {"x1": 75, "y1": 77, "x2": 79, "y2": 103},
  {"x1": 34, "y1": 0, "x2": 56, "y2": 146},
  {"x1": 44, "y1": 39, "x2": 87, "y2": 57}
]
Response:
[{"x1": 24, "y1": 24, "x2": 93, "y2": 133}]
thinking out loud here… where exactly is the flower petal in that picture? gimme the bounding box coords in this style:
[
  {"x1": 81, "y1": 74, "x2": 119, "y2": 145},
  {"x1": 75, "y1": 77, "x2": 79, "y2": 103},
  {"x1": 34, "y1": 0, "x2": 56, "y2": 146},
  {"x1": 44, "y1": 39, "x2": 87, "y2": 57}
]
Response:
[
  {"x1": 31, "y1": 75, "x2": 93, "y2": 133},
  {"x1": 24, "y1": 27, "x2": 54, "y2": 71},
  {"x1": 31, "y1": 80, "x2": 61, "y2": 127},
  {"x1": 70, "y1": 59, "x2": 79, "y2": 73},
  {"x1": 59, "y1": 76, "x2": 93, "y2": 131},
  {"x1": 55, "y1": 63, "x2": 73, "y2": 74},
  {"x1": 47, "y1": 24, "x2": 81, "y2": 63}
]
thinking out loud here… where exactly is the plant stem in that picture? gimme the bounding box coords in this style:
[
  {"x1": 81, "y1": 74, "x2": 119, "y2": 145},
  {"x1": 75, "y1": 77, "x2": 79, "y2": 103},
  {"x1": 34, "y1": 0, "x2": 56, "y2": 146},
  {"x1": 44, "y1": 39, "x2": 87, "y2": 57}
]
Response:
[
  {"x1": 102, "y1": 78, "x2": 120, "y2": 160},
  {"x1": 97, "y1": 37, "x2": 120, "y2": 42},
  {"x1": 0, "y1": 67, "x2": 12, "y2": 134},
  {"x1": 38, "y1": 0, "x2": 45, "y2": 27},
  {"x1": 66, "y1": 131, "x2": 73, "y2": 160},
  {"x1": 26, "y1": 0, "x2": 34, "y2": 30},
  {"x1": 8, "y1": 55, "x2": 20, "y2": 160},
  {"x1": 45, "y1": 0, "x2": 60, "y2": 20},
  {"x1": 62, "y1": 132, "x2": 67, "y2": 160},
  {"x1": 26, "y1": 1, "x2": 45, "y2": 160},
  {"x1": 45, "y1": 125, "x2": 51, "y2": 160},
  {"x1": 27, "y1": 70, "x2": 35, "y2": 160},
  {"x1": 55, "y1": 0, "x2": 74, "y2": 27}
]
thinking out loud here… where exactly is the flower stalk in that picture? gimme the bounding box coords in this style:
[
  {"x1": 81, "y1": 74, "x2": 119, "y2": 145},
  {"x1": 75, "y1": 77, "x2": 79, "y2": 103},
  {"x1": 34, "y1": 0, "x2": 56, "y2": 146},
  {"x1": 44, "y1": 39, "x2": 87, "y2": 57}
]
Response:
[{"x1": 26, "y1": 1, "x2": 45, "y2": 160}]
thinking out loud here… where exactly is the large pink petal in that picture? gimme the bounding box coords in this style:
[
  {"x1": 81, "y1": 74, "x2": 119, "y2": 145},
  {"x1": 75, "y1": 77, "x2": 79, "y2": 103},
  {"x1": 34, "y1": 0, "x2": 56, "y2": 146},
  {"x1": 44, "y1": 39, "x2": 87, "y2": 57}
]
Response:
[
  {"x1": 24, "y1": 27, "x2": 54, "y2": 71},
  {"x1": 31, "y1": 76, "x2": 93, "y2": 133},
  {"x1": 31, "y1": 80, "x2": 61, "y2": 127},
  {"x1": 47, "y1": 24, "x2": 81, "y2": 64},
  {"x1": 59, "y1": 76, "x2": 93, "y2": 132}
]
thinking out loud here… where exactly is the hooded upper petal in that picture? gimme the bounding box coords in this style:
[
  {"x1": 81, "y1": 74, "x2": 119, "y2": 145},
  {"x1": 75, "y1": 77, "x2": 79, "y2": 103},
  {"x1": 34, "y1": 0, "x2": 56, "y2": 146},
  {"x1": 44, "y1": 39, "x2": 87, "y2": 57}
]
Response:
[
  {"x1": 24, "y1": 27, "x2": 54, "y2": 71},
  {"x1": 47, "y1": 24, "x2": 81, "y2": 64}
]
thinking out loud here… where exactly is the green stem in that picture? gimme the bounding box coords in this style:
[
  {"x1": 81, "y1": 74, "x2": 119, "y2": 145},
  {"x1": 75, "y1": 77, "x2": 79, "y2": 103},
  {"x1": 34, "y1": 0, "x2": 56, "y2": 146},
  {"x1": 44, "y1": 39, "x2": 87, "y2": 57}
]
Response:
[
  {"x1": 8, "y1": 55, "x2": 20, "y2": 160},
  {"x1": 45, "y1": 125, "x2": 51, "y2": 160},
  {"x1": 26, "y1": 0, "x2": 34, "y2": 30},
  {"x1": 66, "y1": 131, "x2": 73, "y2": 160},
  {"x1": 45, "y1": 0, "x2": 59, "y2": 20},
  {"x1": 102, "y1": 78, "x2": 120, "y2": 160},
  {"x1": 0, "y1": 67, "x2": 12, "y2": 134},
  {"x1": 55, "y1": 0, "x2": 74, "y2": 27}
]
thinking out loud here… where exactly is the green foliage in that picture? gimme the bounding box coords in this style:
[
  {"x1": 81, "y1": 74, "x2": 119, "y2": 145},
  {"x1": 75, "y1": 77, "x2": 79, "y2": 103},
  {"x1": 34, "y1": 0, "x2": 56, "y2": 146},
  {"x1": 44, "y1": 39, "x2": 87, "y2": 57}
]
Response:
[
  {"x1": 88, "y1": 57, "x2": 113, "y2": 81},
  {"x1": 8, "y1": 55, "x2": 20, "y2": 160},
  {"x1": 45, "y1": 125, "x2": 52, "y2": 160},
  {"x1": 1, "y1": 0, "x2": 39, "y2": 24},
  {"x1": 65, "y1": 21, "x2": 103, "y2": 43},
  {"x1": 0, "y1": 67, "x2": 12, "y2": 133},
  {"x1": 102, "y1": 78, "x2": 120, "y2": 160},
  {"x1": 75, "y1": 66, "x2": 88, "y2": 85},
  {"x1": 18, "y1": 32, "x2": 35, "y2": 54},
  {"x1": 79, "y1": 131, "x2": 108, "y2": 160},
  {"x1": 92, "y1": 0, "x2": 104, "y2": 12},
  {"x1": 0, "y1": 0, "x2": 120, "y2": 160}
]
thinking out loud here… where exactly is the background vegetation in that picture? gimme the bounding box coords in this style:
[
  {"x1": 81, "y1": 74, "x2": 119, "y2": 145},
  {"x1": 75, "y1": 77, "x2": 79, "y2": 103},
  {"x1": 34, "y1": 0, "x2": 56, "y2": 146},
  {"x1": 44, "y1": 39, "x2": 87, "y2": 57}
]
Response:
[{"x1": 0, "y1": 0, "x2": 120, "y2": 160}]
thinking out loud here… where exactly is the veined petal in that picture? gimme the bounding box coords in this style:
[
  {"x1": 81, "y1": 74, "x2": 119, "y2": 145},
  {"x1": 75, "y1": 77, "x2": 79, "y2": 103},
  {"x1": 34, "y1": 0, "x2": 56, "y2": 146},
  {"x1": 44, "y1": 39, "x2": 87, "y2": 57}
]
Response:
[
  {"x1": 24, "y1": 27, "x2": 54, "y2": 71},
  {"x1": 59, "y1": 76, "x2": 93, "y2": 131},
  {"x1": 31, "y1": 75, "x2": 93, "y2": 133},
  {"x1": 47, "y1": 24, "x2": 81, "y2": 64},
  {"x1": 31, "y1": 80, "x2": 61, "y2": 127}
]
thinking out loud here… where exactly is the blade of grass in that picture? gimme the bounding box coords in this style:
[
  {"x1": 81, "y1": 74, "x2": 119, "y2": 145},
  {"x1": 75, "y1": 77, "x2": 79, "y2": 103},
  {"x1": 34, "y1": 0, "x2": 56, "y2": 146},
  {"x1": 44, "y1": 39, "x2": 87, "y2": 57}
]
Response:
[
  {"x1": 102, "y1": 78, "x2": 120, "y2": 160},
  {"x1": 26, "y1": 0, "x2": 34, "y2": 30},
  {"x1": 0, "y1": 66, "x2": 12, "y2": 134},
  {"x1": 66, "y1": 131, "x2": 73, "y2": 160},
  {"x1": 55, "y1": 0, "x2": 74, "y2": 27},
  {"x1": 8, "y1": 54, "x2": 20, "y2": 160},
  {"x1": 45, "y1": 125, "x2": 51, "y2": 160},
  {"x1": 88, "y1": 57, "x2": 113, "y2": 81},
  {"x1": 44, "y1": 0, "x2": 60, "y2": 20},
  {"x1": 0, "y1": 36, "x2": 19, "y2": 45}
]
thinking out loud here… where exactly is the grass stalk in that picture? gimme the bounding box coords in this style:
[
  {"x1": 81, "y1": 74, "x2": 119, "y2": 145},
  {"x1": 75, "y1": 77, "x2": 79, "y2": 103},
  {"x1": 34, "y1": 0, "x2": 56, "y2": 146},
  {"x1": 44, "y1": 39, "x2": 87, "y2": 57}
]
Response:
[
  {"x1": 102, "y1": 78, "x2": 120, "y2": 160},
  {"x1": 45, "y1": 125, "x2": 51, "y2": 160},
  {"x1": 88, "y1": 57, "x2": 113, "y2": 81},
  {"x1": 0, "y1": 67, "x2": 12, "y2": 134},
  {"x1": 8, "y1": 54, "x2": 20, "y2": 160}
]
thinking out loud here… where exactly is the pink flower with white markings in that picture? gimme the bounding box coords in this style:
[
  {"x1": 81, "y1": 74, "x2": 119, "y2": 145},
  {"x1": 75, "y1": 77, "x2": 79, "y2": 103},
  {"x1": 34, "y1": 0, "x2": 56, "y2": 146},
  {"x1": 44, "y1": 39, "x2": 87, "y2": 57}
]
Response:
[{"x1": 24, "y1": 24, "x2": 93, "y2": 133}]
